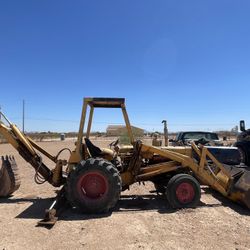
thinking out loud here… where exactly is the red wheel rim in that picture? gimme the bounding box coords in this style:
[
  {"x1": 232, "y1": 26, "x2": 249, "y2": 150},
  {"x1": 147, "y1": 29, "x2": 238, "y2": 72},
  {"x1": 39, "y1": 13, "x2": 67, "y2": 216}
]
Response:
[
  {"x1": 77, "y1": 171, "x2": 108, "y2": 200},
  {"x1": 175, "y1": 182, "x2": 195, "y2": 204}
]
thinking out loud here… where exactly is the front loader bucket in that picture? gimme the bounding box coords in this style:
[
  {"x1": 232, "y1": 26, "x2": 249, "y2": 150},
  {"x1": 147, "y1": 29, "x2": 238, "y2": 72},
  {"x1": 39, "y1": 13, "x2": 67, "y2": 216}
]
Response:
[
  {"x1": 225, "y1": 165, "x2": 250, "y2": 209},
  {"x1": 0, "y1": 156, "x2": 21, "y2": 197}
]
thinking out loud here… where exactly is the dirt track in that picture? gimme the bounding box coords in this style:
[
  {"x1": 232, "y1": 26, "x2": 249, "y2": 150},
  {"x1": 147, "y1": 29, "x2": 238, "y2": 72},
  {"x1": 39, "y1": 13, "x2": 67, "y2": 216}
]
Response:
[{"x1": 0, "y1": 139, "x2": 249, "y2": 250}]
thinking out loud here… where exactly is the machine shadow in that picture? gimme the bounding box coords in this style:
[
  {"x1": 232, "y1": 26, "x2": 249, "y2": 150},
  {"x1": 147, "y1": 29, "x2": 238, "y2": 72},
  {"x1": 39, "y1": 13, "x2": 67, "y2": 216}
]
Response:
[
  {"x1": 2, "y1": 191, "x2": 225, "y2": 223},
  {"x1": 116, "y1": 193, "x2": 220, "y2": 214},
  {"x1": 202, "y1": 187, "x2": 250, "y2": 216}
]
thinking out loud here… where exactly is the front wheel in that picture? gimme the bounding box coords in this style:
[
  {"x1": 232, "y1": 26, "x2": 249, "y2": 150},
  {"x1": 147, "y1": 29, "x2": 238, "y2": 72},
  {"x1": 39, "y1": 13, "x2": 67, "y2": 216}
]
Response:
[
  {"x1": 66, "y1": 158, "x2": 122, "y2": 213},
  {"x1": 166, "y1": 174, "x2": 201, "y2": 208}
]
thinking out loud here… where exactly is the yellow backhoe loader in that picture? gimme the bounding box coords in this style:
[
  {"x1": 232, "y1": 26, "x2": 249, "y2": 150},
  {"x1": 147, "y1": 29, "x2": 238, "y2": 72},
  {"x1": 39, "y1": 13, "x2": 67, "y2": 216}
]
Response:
[{"x1": 0, "y1": 97, "x2": 249, "y2": 226}]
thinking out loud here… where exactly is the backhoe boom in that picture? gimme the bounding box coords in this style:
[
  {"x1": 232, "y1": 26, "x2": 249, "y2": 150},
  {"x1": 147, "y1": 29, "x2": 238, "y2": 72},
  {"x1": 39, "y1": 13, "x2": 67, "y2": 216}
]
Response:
[{"x1": 0, "y1": 113, "x2": 54, "y2": 185}]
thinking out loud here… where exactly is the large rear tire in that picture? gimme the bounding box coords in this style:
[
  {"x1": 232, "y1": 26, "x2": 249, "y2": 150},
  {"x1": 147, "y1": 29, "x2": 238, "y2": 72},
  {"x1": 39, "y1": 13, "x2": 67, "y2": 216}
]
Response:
[
  {"x1": 166, "y1": 174, "x2": 200, "y2": 208},
  {"x1": 238, "y1": 147, "x2": 246, "y2": 164},
  {"x1": 66, "y1": 158, "x2": 121, "y2": 213},
  {"x1": 0, "y1": 156, "x2": 21, "y2": 197}
]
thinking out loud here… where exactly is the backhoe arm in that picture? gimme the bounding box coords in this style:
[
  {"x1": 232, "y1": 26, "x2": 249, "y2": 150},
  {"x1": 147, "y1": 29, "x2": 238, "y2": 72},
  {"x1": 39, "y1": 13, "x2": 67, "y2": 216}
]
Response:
[{"x1": 0, "y1": 113, "x2": 54, "y2": 185}]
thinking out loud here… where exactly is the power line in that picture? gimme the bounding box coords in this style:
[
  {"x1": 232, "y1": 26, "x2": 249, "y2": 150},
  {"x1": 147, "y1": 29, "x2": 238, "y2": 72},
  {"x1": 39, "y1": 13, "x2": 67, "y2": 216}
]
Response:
[{"x1": 7, "y1": 116, "x2": 237, "y2": 127}]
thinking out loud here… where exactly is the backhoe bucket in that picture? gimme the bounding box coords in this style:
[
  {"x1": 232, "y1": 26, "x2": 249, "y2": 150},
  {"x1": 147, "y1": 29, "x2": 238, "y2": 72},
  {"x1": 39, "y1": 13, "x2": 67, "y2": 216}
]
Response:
[
  {"x1": 225, "y1": 165, "x2": 250, "y2": 209},
  {"x1": 0, "y1": 156, "x2": 21, "y2": 197}
]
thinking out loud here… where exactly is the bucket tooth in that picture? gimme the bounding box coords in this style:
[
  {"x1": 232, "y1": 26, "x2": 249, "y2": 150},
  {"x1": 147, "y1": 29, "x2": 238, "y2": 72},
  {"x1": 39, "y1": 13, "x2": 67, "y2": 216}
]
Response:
[{"x1": 0, "y1": 155, "x2": 21, "y2": 197}]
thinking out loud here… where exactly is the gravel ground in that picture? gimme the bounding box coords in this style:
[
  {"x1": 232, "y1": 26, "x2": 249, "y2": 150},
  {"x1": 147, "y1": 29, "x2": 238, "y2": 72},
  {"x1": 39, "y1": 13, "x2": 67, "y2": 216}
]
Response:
[{"x1": 0, "y1": 139, "x2": 249, "y2": 250}]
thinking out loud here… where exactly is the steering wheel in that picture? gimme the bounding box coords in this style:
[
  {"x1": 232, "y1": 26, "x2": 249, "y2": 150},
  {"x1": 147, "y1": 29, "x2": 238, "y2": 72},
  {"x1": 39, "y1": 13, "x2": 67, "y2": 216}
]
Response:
[{"x1": 109, "y1": 138, "x2": 120, "y2": 148}]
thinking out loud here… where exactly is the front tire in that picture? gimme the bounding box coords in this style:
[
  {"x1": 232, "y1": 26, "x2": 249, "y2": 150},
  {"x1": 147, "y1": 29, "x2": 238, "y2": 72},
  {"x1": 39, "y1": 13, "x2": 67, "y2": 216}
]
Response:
[
  {"x1": 166, "y1": 174, "x2": 200, "y2": 208},
  {"x1": 66, "y1": 158, "x2": 121, "y2": 213}
]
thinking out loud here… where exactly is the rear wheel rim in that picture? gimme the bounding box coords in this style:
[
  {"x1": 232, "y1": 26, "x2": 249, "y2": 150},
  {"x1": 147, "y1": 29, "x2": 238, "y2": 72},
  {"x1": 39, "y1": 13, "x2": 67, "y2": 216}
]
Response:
[
  {"x1": 77, "y1": 172, "x2": 108, "y2": 200},
  {"x1": 175, "y1": 182, "x2": 195, "y2": 204}
]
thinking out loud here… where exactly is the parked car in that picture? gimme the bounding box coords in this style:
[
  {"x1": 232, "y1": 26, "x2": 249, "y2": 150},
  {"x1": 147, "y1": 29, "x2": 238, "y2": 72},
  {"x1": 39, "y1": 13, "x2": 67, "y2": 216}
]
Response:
[{"x1": 170, "y1": 131, "x2": 223, "y2": 146}]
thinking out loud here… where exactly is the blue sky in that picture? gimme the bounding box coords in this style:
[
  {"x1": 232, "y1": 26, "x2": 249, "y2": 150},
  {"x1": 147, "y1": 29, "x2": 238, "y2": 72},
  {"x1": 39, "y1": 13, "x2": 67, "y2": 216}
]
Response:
[{"x1": 0, "y1": 0, "x2": 250, "y2": 132}]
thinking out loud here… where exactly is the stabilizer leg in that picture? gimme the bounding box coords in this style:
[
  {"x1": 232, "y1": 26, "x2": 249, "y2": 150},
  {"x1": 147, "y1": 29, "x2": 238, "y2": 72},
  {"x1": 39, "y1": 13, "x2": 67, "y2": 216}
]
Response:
[{"x1": 38, "y1": 186, "x2": 69, "y2": 226}]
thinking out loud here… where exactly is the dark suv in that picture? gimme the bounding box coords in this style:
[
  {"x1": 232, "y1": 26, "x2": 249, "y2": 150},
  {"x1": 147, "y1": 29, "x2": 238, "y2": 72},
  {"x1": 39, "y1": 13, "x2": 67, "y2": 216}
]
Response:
[{"x1": 170, "y1": 131, "x2": 222, "y2": 146}]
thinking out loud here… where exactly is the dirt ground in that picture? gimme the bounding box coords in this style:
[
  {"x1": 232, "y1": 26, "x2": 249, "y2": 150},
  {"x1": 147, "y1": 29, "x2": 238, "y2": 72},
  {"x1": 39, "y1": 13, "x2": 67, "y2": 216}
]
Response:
[{"x1": 0, "y1": 139, "x2": 249, "y2": 250}]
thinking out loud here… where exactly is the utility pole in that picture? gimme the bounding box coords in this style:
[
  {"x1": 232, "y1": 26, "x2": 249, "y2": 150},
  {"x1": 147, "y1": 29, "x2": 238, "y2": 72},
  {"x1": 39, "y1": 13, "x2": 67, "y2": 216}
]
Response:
[
  {"x1": 162, "y1": 120, "x2": 168, "y2": 146},
  {"x1": 22, "y1": 100, "x2": 25, "y2": 133}
]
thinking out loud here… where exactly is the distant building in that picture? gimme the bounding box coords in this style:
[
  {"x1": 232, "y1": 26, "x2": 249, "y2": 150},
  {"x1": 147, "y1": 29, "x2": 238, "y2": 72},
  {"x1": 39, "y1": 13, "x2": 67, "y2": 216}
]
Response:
[{"x1": 106, "y1": 125, "x2": 144, "y2": 137}]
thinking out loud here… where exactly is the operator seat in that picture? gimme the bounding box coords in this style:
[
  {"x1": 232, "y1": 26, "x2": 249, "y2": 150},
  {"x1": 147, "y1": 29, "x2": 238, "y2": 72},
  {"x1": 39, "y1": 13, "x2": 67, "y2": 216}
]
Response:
[
  {"x1": 84, "y1": 138, "x2": 102, "y2": 157},
  {"x1": 84, "y1": 138, "x2": 114, "y2": 161}
]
